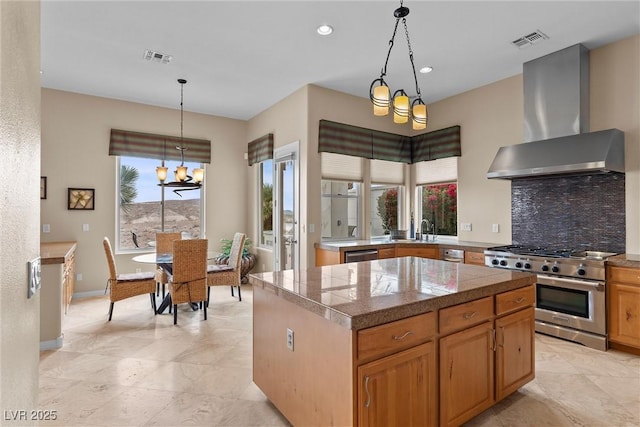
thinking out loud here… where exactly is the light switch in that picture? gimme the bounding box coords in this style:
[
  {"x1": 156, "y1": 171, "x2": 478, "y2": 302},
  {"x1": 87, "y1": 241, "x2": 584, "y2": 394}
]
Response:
[
  {"x1": 461, "y1": 223, "x2": 472, "y2": 232},
  {"x1": 42, "y1": 224, "x2": 51, "y2": 233},
  {"x1": 308, "y1": 224, "x2": 315, "y2": 233},
  {"x1": 492, "y1": 224, "x2": 500, "y2": 233},
  {"x1": 82, "y1": 223, "x2": 90, "y2": 232}
]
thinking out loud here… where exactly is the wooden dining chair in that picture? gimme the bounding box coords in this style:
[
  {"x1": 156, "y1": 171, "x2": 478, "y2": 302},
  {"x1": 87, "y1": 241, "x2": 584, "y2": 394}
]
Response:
[
  {"x1": 154, "y1": 232, "x2": 181, "y2": 298},
  {"x1": 207, "y1": 232, "x2": 246, "y2": 304},
  {"x1": 102, "y1": 237, "x2": 156, "y2": 321},
  {"x1": 169, "y1": 238, "x2": 208, "y2": 325}
]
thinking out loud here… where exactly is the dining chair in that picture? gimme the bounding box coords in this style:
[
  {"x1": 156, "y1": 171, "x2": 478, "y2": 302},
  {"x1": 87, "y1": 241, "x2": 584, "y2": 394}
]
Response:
[
  {"x1": 154, "y1": 232, "x2": 181, "y2": 298},
  {"x1": 169, "y1": 238, "x2": 208, "y2": 325},
  {"x1": 207, "y1": 232, "x2": 246, "y2": 304},
  {"x1": 102, "y1": 237, "x2": 156, "y2": 321}
]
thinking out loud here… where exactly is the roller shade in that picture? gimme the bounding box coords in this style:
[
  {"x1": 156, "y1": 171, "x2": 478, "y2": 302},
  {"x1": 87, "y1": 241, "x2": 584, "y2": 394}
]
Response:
[
  {"x1": 371, "y1": 159, "x2": 405, "y2": 184},
  {"x1": 321, "y1": 152, "x2": 363, "y2": 181},
  {"x1": 416, "y1": 156, "x2": 458, "y2": 185},
  {"x1": 247, "y1": 133, "x2": 274, "y2": 166},
  {"x1": 109, "y1": 129, "x2": 211, "y2": 163}
]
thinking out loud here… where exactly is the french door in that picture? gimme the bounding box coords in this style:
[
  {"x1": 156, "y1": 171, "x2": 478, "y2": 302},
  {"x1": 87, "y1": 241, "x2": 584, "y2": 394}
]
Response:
[{"x1": 274, "y1": 142, "x2": 299, "y2": 271}]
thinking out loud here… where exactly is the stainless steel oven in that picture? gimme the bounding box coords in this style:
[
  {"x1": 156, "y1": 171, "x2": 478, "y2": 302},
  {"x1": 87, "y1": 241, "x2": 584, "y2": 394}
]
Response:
[
  {"x1": 485, "y1": 245, "x2": 615, "y2": 351},
  {"x1": 534, "y1": 274, "x2": 606, "y2": 350}
]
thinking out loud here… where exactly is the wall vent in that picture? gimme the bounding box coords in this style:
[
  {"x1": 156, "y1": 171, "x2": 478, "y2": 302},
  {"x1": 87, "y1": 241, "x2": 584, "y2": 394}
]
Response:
[
  {"x1": 511, "y1": 30, "x2": 549, "y2": 49},
  {"x1": 143, "y1": 49, "x2": 172, "y2": 64}
]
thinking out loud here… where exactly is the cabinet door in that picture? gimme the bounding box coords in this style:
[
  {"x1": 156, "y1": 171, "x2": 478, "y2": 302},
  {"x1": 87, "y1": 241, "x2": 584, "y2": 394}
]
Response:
[
  {"x1": 440, "y1": 321, "x2": 494, "y2": 427},
  {"x1": 396, "y1": 247, "x2": 439, "y2": 259},
  {"x1": 464, "y1": 251, "x2": 485, "y2": 266},
  {"x1": 358, "y1": 341, "x2": 437, "y2": 427},
  {"x1": 609, "y1": 282, "x2": 640, "y2": 348},
  {"x1": 495, "y1": 307, "x2": 535, "y2": 401}
]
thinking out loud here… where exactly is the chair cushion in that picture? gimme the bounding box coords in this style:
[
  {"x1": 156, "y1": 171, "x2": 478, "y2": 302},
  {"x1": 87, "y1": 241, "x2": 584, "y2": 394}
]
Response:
[
  {"x1": 207, "y1": 264, "x2": 234, "y2": 273},
  {"x1": 117, "y1": 271, "x2": 156, "y2": 282}
]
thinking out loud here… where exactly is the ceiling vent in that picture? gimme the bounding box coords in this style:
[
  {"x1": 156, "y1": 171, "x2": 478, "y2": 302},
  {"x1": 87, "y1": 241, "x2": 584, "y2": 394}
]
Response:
[
  {"x1": 511, "y1": 30, "x2": 549, "y2": 49},
  {"x1": 143, "y1": 49, "x2": 172, "y2": 64}
]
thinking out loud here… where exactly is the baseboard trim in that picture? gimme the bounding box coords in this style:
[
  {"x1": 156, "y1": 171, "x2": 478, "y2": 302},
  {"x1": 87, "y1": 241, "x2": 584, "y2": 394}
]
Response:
[
  {"x1": 73, "y1": 290, "x2": 106, "y2": 299},
  {"x1": 40, "y1": 336, "x2": 63, "y2": 351}
]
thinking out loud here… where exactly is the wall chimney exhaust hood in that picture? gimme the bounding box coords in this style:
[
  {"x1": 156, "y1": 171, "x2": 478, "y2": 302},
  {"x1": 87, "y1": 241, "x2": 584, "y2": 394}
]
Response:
[{"x1": 487, "y1": 44, "x2": 625, "y2": 180}]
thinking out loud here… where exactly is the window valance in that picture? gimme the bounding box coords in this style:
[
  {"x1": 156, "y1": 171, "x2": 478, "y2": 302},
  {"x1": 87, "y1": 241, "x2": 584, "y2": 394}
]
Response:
[
  {"x1": 318, "y1": 120, "x2": 412, "y2": 163},
  {"x1": 411, "y1": 125, "x2": 461, "y2": 163},
  {"x1": 318, "y1": 120, "x2": 460, "y2": 164},
  {"x1": 247, "y1": 133, "x2": 274, "y2": 166},
  {"x1": 109, "y1": 129, "x2": 211, "y2": 163}
]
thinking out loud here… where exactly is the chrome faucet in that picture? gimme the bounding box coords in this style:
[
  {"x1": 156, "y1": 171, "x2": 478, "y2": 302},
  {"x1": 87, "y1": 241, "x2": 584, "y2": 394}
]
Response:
[{"x1": 421, "y1": 219, "x2": 430, "y2": 241}]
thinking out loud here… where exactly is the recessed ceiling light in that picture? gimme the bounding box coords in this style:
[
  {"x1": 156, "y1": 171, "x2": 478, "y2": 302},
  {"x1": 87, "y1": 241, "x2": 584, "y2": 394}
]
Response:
[
  {"x1": 420, "y1": 66, "x2": 433, "y2": 74},
  {"x1": 317, "y1": 25, "x2": 333, "y2": 36}
]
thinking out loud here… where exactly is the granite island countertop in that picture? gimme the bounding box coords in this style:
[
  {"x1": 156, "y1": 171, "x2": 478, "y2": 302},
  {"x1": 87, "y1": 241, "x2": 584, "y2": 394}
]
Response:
[{"x1": 249, "y1": 256, "x2": 535, "y2": 330}]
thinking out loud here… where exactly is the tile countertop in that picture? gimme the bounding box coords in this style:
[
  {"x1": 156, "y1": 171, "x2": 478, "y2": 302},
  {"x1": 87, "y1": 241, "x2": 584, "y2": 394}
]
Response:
[
  {"x1": 314, "y1": 237, "x2": 501, "y2": 252},
  {"x1": 249, "y1": 257, "x2": 535, "y2": 331},
  {"x1": 40, "y1": 241, "x2": 77, "y2": 265}
]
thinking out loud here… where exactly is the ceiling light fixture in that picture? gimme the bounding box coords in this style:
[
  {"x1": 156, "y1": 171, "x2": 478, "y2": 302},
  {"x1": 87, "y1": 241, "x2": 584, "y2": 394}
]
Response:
[
  {"x1": 369, "y1": 0, "x2": 427, "y2": 130},
  {"x1": 419, "y1": 66, "x2": 433, "y2": 74},
  {"x1": 156, "y1": 78, "x2": 204, "y2": 196},
  {"x1": 317, "y1": 24, "x2": 333, "y2": 36}
]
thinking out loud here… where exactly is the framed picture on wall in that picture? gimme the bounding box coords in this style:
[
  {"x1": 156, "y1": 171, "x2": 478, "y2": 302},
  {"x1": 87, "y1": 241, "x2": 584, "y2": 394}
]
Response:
[
  {"x1": 67, "y1": 188, "x2": 95, "y2": 210},
  {"x1": 41, "y1": 177, "x2": 47, "y2": 200}
]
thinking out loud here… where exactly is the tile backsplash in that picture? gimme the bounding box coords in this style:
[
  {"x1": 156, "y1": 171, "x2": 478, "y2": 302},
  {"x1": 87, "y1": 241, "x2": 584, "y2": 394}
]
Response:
[{"x1": 512, "y1": 173, "x2": 625, "y2": 253}]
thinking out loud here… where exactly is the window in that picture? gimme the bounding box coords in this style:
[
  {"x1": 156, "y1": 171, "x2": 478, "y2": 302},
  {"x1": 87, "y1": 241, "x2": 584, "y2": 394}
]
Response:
[
  {"x1": 370, "y1": 184, "x2": 403, "y2": 237},
  {"x1": 117, "y1": 156, "x2": 203, "y2": 251},
  {"x1": 321, "y1": 180, "x2": 361, "y2": 239},
  {"x1": 259, "y1": 159, "x2": 274, "y2": 247},
  {"x1": 415, "y1": 157, "x2": 458, "y2": 237}
]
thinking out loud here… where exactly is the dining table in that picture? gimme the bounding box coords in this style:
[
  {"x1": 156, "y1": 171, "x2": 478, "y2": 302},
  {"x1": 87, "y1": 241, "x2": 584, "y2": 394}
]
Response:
[{"x1": 132, "y1": 252, "x2": 217, "y2": 314}]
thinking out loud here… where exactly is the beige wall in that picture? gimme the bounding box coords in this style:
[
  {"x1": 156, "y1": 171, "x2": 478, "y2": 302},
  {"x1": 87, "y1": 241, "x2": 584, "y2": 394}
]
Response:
[
  {"x1": 1, "y1": 0, "x2": 41, "y2": 418},
  {"x1": 41, "y1": 89, "x2": 248, "y2": 293}
]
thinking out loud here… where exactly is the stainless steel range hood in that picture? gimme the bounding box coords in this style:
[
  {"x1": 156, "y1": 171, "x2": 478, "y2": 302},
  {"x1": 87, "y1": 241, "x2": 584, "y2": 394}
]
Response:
[{"x1": 487, "y1": 44, "x2": 625, "y2": 180}]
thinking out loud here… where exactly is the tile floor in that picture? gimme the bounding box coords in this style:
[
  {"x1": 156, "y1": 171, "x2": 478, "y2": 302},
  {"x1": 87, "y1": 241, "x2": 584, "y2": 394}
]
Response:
[{"x1": 39, "y1": 286, "x2": 640, "y2": 426}]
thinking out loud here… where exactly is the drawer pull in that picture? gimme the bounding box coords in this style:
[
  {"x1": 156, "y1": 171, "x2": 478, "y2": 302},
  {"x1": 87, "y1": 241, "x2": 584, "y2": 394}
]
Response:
[
  {"x1": 392, "y1": 331, "x2": 414, "y2": 340},
  {"x1": 364, "y1": 376, "x2": 371, "y2": 408},
  {"x1": 514, "y1": 297, "x2": 526, "y2": 304},
  {"x1": 462, "y1": 311, "x2": 478, "y2": 320}
]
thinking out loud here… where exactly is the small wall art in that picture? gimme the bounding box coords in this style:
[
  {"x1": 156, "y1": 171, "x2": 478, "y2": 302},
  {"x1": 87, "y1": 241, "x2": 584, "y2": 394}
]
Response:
[{"x1": 67, "y1": 188, "x2": 95, "y2": 210}]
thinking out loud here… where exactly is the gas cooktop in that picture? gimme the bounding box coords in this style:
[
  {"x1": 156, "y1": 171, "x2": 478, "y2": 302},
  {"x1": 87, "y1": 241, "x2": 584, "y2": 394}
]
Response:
[{"x1": 486, "y1": 245, "x2": 618, "y2": 260}]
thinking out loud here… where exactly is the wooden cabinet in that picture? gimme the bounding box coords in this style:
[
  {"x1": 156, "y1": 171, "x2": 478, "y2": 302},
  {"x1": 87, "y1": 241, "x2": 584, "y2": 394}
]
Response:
[
  {"x1": 397, "y1": 246, "x2": 439, "y2": 259},
  {"x1": 464, "y1": 251, "x2": 485, "y2": 266},
  {"x1": 358, "y1": 342, "x2": 437, "y2": 427},
  {"x1": 608, "y1": 266, "x2": 640, "y2": 350},
  {"x1": 315, "y1": 247, "x2": 341, "y2": 266},
  {"x1": 495, "y1": 307, "x2": 535, "y2": 401},
  {"x1": 440, "y1": 321, "x2": 495, "y2": 427},
  {"x1": 378, "y1": 247, "x2": 396, "y2": 259}
]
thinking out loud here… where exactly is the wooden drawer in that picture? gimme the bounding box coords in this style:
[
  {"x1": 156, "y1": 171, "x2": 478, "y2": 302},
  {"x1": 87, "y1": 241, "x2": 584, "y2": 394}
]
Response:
[
  {"x1": 357, "y1": 311, "x2": 436, "y2": 361},
  {"x1": 464, "y1": 251, "x2": 485, "y2": 266},
  {"x1": 439, "y1": 297, "x2": 494, "y2": 335},
  {"x1": 378, "y1": 247, "x2": 396, "y2": 259},
  {"x1": 397, "y1": 247, "x2": 439, "y2": 259},
  {"x1": 495, "y1": 285, "x2": 535, "y2": 316},
  {"x1": 608, "y1": 266, "x2": 640, "y2": 285}
]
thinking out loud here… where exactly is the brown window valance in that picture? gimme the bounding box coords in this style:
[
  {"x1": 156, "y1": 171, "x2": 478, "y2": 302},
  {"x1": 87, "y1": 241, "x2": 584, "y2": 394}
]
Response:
[
  {"x1": 318, "y1": 120, "x2": 460, "y2": 164},
  {"x1": 247, "y1": 133, "x2": 274, "y2": 166},
  {"x1": 109, "y1": 129, "x2": 211, "y2": 163}
]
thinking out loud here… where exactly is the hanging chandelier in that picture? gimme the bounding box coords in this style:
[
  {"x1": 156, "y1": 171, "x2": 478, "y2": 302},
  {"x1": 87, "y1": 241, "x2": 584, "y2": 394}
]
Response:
[
  {"x1": 156, "y1": 78, "x2": 204, "y2": 195},
  {"x1": 369, "y1": 0, "x2": 428, "y2": 130}
]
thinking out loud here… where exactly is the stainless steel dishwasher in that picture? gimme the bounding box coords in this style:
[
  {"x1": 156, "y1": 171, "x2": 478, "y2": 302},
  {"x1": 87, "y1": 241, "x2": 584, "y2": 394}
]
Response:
[
  {"x1": 441, "y1": 248, "x2": 464, "y2": 263},
  {"x1": 343, "y1": 249, "x2": 379, "y2": 263}
]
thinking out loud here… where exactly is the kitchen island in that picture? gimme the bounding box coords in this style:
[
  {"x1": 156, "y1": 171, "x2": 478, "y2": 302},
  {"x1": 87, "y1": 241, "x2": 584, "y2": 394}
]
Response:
[{"x1": 250, "y1": 256, "x2": 536, "y2": 426}]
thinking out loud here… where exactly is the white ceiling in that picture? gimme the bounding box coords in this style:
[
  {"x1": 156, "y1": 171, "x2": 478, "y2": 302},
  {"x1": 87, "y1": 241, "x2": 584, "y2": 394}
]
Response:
[{"x1": 41, "y1": 1, "x2": 640, "y2": 120}]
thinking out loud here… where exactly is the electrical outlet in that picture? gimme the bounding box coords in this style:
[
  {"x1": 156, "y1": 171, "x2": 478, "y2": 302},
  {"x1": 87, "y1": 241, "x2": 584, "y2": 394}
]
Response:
[
  {"x1": 82, "y1": 223, "x2": 90, "y2": 232},
  {"x1": 308, "y1": 224, "x2": 315, "y2": 233},
  {"x1": 286, "y1": 328, "x2": 294, "y2": 351},
  {"x1": 77, "y1": 273, "x2": 83, "y2": 281},
  {"x1": 461, "y1": 222, "x2": 472, "y2": 232},
  {"x1": 42, "y1": 224, "x2": 51, "y2": 233},
  {"x1": 492, "y1": 223, "x2": 500, "y2": 233}
]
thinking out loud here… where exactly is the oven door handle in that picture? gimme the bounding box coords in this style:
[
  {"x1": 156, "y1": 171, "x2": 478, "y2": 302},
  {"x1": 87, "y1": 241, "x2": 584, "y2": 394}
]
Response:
[{"x1": 537, "y1": 275, "x2": 605, "y2": 291}]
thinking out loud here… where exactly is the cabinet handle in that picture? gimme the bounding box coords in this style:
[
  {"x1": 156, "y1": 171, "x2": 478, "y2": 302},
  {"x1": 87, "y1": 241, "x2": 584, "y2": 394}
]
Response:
[
  {"x1": 392, "y1": 331, "x2": 414, "y2": 340},
  {"x1": 364, "y1": 376, "x2": 371, "y2": 408},
  {"x1": 499, "y1": 326, "x2": 505, "y2": 347},
  {"x1": 626, "y1": 310, "x2": 633, "y2": 321},
  {"x1": 491, "y1": 329, "x2": 497, "y2": 351},
  {"x1": 449, "y1": 359, "x2": 454, "y2": 380},
  {"x1": 514, "y1": 297, "x2": 525, "y2": 304},
  {"x1": 463, "y1": 311, "x2": 478, "y2": 320}
]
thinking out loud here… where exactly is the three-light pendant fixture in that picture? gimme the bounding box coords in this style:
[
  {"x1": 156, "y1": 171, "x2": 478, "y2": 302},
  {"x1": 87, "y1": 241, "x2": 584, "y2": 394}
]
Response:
[{"x1": 369, "y1": 0, "x2": 428, "y2": 130}]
